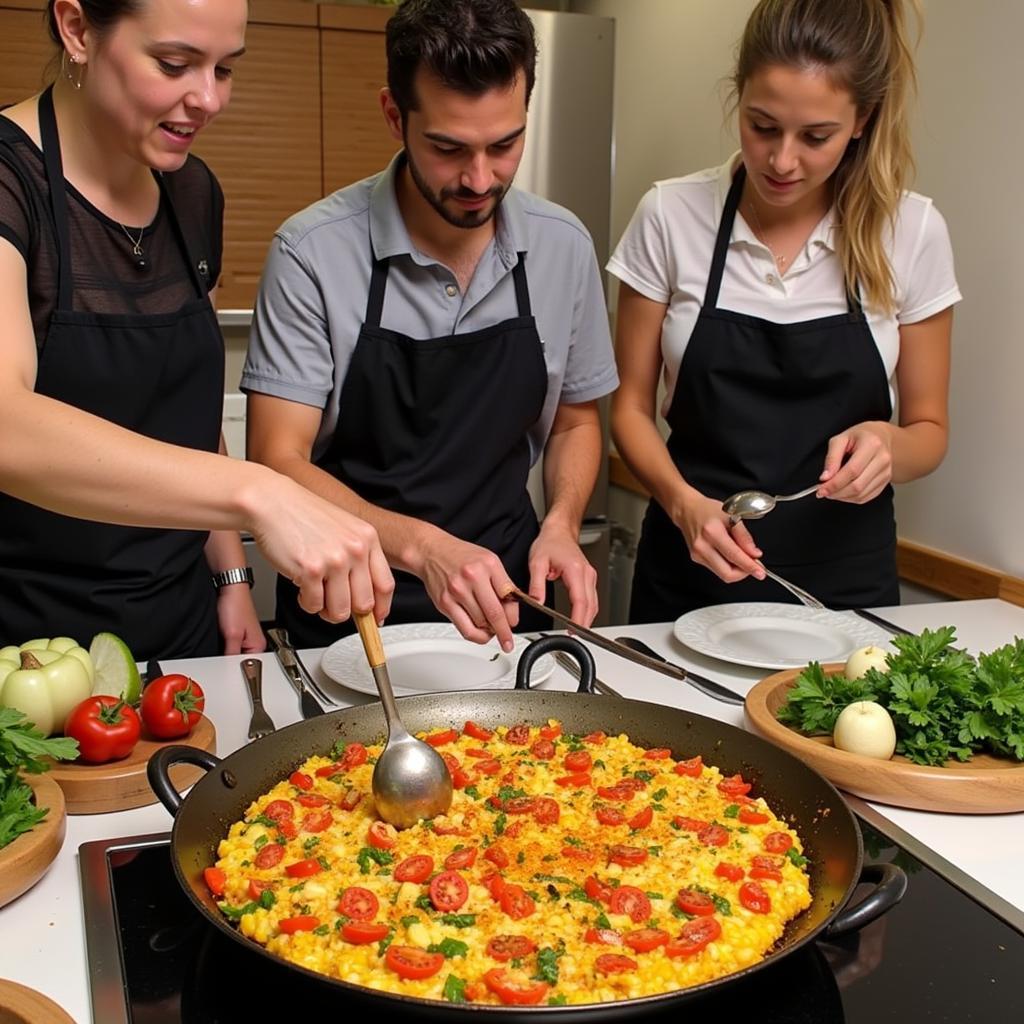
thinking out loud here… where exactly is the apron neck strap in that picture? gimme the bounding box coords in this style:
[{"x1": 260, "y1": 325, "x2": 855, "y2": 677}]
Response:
[
  {"x1": 511, "y1": 252, "x2": 531, "y2": 316},
  {"x1": 38, "y1": 86, "x2": 74, "y2": 310}
]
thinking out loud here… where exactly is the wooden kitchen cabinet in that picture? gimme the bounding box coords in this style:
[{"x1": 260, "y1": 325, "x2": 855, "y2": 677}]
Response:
[{"x1": 0, "y1": 2, "x2": 53, "y2": 107}]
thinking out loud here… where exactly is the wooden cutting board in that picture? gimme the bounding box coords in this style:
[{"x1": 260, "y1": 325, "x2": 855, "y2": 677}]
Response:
[
  {"x1": 745, "y1": 664, "x2": 1024, "y2": 814},
  {"x1": 0, "y1": 981, "x2": 76, "y2": 1024},
  {"x1": 47, "y1": 715, "x2": 216, "y2": 815},
  {"x1": 0, "y1": 773, "x2": 66, "y2": 909}
]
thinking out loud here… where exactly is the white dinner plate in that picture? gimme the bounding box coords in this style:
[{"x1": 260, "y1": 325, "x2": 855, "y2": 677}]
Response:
[
  {"x1": 673, "y1": 602, "x2": 892, "y2": 670},
  {"x1": 319, "y1": 623, "x2": 555, "y2": 698}
]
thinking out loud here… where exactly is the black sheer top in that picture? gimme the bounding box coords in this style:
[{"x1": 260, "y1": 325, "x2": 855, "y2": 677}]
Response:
[{"x1": 0, "y1": 112, "x2": 223, "y2": 346}]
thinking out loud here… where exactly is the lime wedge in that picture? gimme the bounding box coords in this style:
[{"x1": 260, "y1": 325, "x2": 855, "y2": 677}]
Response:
[{"x1": 89, "y1": 631, "x2": 143, "y2": 704}]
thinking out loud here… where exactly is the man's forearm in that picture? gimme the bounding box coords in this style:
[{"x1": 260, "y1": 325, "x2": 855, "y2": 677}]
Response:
[{"x1": 540, "y1": 405, "x2": 603, "y2": 536}]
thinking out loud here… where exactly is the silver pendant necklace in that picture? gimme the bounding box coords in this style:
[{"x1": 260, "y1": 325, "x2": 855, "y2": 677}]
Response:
[
  {"x1": 746, "y1": 201, "x2": 787, "y2": 272},
  {"x1": 118, "y1": 222, "x2": 148, "y2": 272}
]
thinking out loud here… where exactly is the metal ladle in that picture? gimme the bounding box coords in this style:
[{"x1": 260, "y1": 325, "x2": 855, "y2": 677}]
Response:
[
  {"x1": 353, "y1": 611, "x2": 452, "y2": 829},
  {"x1": 722, "y1": 483, "x2": 819, "y2": 526}
]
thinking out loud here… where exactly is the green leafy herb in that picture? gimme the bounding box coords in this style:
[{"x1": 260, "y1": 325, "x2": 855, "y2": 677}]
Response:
[
  {"x1": 724, "y1": 804, "x2": 740, "y2": 818},
  {"x1": 303, "y1": 836, "x2": 320, "y2": 852},
  {"x1": 258, "y1": 888, "x2": 276, "y2": 910},
  {"x1": 463, "y1": 785, "x2": 481, "y2": 800},
  {"x1": 595, "y1": 911, "x2": 611, "y2": 929},
  {"x1": 786, "y1": 847, "x2": 808, "y2": 868},
  {"x1": 330, "y1": 739, "x2": 347, "y2": 758},
  {"x1": 439, "y1": 913, "x2": 476, "y2": 928},
  {"x1": 428, "y1": 938, "x2": 469, "y2": 959},
  {"x1": 442, "y1": 975, "x2": 467, "y2": 1003},
  {"x1": 532, "y1": 945, "x2": 565, "y2": 985},
  {"x1": 399, "y1": 915, "x2": 419, "y2": 928},
  {"x1": 548, "y1": 995, "x2": 569, "y2": 1006},
  {"x1": 532, "y1": 873, "x2": 572, "y2": 884},
  {"x1": 415, "y1": 894, "x2": 434, "y2": 912},
  {"x1": 218, "y1": 900, "x2": 259, "y2": 920},
  {"x1": 651, "y1": 787, "x2": 668, "y2": 802},
  {"x1": 313, "y1": 924, "x2": 329, "y2": 936},
  {"x1": 377, "y1": 928, "x2": 395, "y2": 956},
  {"x1": 356, "y1": 846, "x2": 394, "y2": 874},
  {"x1": 494, "y1": 812, "x2": 507, "y2": 836}
]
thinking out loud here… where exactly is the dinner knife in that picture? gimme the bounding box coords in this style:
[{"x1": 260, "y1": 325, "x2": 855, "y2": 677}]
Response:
[
  {"x1": 613, "y1": 636, "x2": 745, "y2": 706},
  {"x1": 549, "y1": 648, "x2": 622, "y2": 698},
  {"x1": 267, "y1": 628, "x2": 325, "y2": 718},
  {"x1": 851, "y1": 608, "x2": 914, "y2": 636}
]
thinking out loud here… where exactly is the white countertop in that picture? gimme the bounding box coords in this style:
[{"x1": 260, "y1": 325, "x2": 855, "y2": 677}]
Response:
[{"x1": 2, "y1": 598, "x2": 1022, "y2": 1021}]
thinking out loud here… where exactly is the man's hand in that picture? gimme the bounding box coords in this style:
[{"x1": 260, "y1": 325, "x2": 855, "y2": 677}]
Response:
[
  {"x1": 417, "y1": 533, "x2": 519, "y2": 651},
  {"x1": 528, "y1": 521, "x2": 599, "y2": 626}
]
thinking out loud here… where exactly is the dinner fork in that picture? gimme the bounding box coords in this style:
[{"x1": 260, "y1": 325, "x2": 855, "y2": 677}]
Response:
[
  {"x1": 241, "y1": 658, "x2": 276, "y2": 740},
  {"x1": 760, "y1": 568, "x2": 826, "y2": 610}
]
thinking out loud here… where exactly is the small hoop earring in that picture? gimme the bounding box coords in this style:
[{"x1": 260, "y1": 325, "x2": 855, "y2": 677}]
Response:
[{"x1": 62, "y1": 51, "x2": 85, "y2": 90}]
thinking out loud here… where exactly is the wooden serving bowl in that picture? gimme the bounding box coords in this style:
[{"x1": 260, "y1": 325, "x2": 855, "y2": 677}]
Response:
[
  {"x1": 745, "y1": 664, "x2": 1024, "y2": 814},
  {"x1": 0, "y1": 980, "x2": 76, "y2": 1023},
  {"x1": 0, "y1": 772, "x2": 67, "y2": 909}
]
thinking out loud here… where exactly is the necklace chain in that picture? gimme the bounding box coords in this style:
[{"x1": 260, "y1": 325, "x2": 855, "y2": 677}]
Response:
[
  {"x1": 118, "y1": 222, "x2": 144, "y2": 257},
  {"x1": 746, "y1": 201, "x2": 787, "y2": 271}
]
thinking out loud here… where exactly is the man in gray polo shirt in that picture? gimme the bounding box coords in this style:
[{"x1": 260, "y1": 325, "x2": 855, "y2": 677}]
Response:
[{"x1": 242, "y1": 0, "x2": 617, "y2": 651}]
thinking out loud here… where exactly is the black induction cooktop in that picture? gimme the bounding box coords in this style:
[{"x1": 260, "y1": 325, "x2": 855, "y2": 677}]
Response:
[{"x1": 80, "y1": 821, "x2": 1023, "y2": 1023}]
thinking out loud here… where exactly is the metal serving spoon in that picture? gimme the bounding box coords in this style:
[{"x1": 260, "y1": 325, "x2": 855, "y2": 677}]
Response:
[
  {"x1": 722, "y1": 484, "x2": 819, "y2": 526},
  {"x1": 353, "y1": 611, "x2": 452, "y2": 829}
]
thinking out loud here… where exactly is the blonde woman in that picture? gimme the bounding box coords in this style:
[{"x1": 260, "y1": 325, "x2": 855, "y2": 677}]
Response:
[{"x1": 609, "y1": 0, "x2": 959, "y2": 621}]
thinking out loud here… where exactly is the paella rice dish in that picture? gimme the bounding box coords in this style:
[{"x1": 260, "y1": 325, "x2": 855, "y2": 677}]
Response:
[{"x1": 206, "y1": 720, "x2": 812, "y2": 1006}]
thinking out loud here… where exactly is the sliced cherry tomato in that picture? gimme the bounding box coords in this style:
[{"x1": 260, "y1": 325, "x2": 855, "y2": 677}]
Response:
[
  {"x1": 505, "y1": 723, "x2": 531, "y2": 745},
  {"x1": 718, "y1": 774, "x2": 753, "y2": 797},
  {"x1": 530, "y1": 738, "x2": 556, "y2": 761},
  {"x1": 367, "y1": 821, "x2": 398, "y2": 849},
  {"x1": 672, "y1": 816, "x2": 708, "y2": 833},
  {"x1": 482, "y1": 872, "x2": 507, "y2": 900},
  {"x1": 339, "y1": 742, "x2": 368, "y2": 770},
  {"x1": 698, "y1": 824, "x2": 730, "y2": 847},
  {"x1": 433, "y1": 817, "x2": 472, "y2": 836},
  {"x1": 623, "y1": 927, "x2": 670, "y2": 953},
  {"x1": 315, "y1": 763, "x2": 343, "y2": 777},
  {"x1": 464, "y1": 748, "x2": 492, "y2": 759},
  {"x1": 562, "y1": 844, "x2": 596, "y2": 864},
  {"x1": 750, "y1": 865, "x2": 783, "y2": 882},
  {"x1": 247, "y1": 877, "x2": 274, "y2": 900},
  {"x1": 595, "y1": 954, "x2": 637, "y2": 974},
  {"x1": 263, "y1": 799, "x2": 294, "y2": 822},
  {"x1": 276, "y1": 819, "x2": 298, "y2": 840},
  {"x1": 341, "y1": 920, "x2": 389, "y2": 944},
  {"x1": 617, "y1": 777, "x2": 648, "y2": 792},
  {"x1": 464, "y1": 720, "x2": 494, "y2": 741},
  {"x1": 752, "y1": 854, "x2": 785, "y2": 871},
  {"x1": 338, "y1": 886, "x2": 379, "y2": 920},
  {"x1": 296, "y1": 793, "x2": 329, "y2": 807},
  {"x1": 138, "y1": 674, "x2": 204, "y2": 739},
  {"x1": 739, "y1": 881, "x2": 772, "y2": 914},
  {"x1": 643, "y1": 747, "x2": 672, "y2": 760},
  {"x1": 665, "y1": 916, "x2": 722, "y2": 958},
  {"x1": 608, "y1": 885, "x2": 651, "y2": 923},
  {"x1": 675, "y1": 888, "x2": 716, "y2": 916},
  {"x1": 583, "y1": 730, "x2": 607, "y2": 745},
  {"x1": 563, "y1": 750, "x2": 593, "y2": 773},
  {"x1": 254, "y1": 843, "x2": 285, "y2": 869},
  {"x1": 289, "y1": 771, "x2": 313, "y2": 791},
  {"x1": 555, "y1": 772, "x2": 592, "y2": 788},
  {"x1": 445, "y1": 846, "x2": 478, "y2": 870},
  {"x1": 498, "y1": 885, "x2": 536, "y2": 920},
  {"x1": 485, "y1": 934, "x2": 537, "y2": 962},
  {"x1": 585, "y1": 875, "x2": 614, "y2": 904},
  {"x1": 451, "y1": 767, "x2": 473, "y2": 790},
  {"x1": 279, "y1": 915, "x2": 319, "y2": 934},
  {"x1": 475, "y1": 758, "x2": 503, "y2": 776},
  {"x1": 484, "y1": 844, "x2": 510, "y2": 869},
  {"x1": 504, "y1": 796, "x2": 538, "y2": 815},
  {"x1": 203, "y1": 867, "x2": 226, "y2": 896},
  {"x1": 483, "y1": 968, "x2": 549, "y2": 1005},
  {"x1": 394, "y1": 855, "x2": 434, "y2": 883},
  {"x1": 628, "y1": 806, "x2": 653, "y2": 830},
  {"x1": 425, "y1": 728, "x2": 459, "y2": 747},
  {"x1": 503, "y1": 820, "x2": 525, "y2": 840},
  {"x1": 714, "y1": 862, "x2": 745, "y2": 882},
  {"x1": 384, "y1": 945, "x2": 445, "y2": 980},
  {"x1": 539, "y1": 722, "x2": 562, "y2": 740},
  {"x1": 339, "y1": 788, "x2": 362, "y2": 811},
  {"x1": 441, "y1": 752, "x2": 461, "y2": 773},
  {"x1": 608, "y1": 844, "x2": 648, "y2": 867},
  {"x1": 597, "y1": 784, "x2": 635, "y2": 802},
  {"x1": 596, "y1": 806, "x2": 626, "y2": 827},
  {"x1": 674, "y1": 756, "x2": 703, "y2": 778},
  {"x1": 532, "y1": 797, "x2": 560, "y2": 824},
  {"x1": 285, "y1": 857, "x2": 322, "y2": 878},
  {"x1": 585, "y1": 927, "x2": 622, "y2": 945},
  {"x1": 764, "y1": 831, "x2": 794, "y2": 854},
  {"x1": 301, "y1": 810, "x2": 332, "y2": 833},
  {"x1": 429, "y1": 870, "x2": 469, "y2": 912},
  {"x1": 739, "y1": 807, "x2": 770, "y2": 825}
]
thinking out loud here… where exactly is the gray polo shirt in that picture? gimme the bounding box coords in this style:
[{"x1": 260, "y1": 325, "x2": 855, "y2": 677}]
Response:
[{"x1": 241, "y1": 152, "x2": 617, "y2": 463}]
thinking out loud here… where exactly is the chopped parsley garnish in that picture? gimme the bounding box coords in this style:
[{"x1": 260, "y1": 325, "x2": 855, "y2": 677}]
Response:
[
  {"x1": 428, "y1": 938, "x2": 469, "y2": 959},
  {"x1": 463, "y1": 785, "x2": 481, "y2": 800},
  {"x1": 400, "y1": 915, "x2": 419, "y2": 928},
  {"x1": 532, "y1": 873, "x2": 573, "y2": 884},
  {"x1": 356, "y1": 846, "x2": 394, "y2": 874},
  {"x1": 651, "y1": 787, "x2": 668, "y2": 801},
  {"x1": 313, "y1": 924, "x2": 329, "y2": 936},
  {"x1": 302, "y1": 836, "x2": 320, "y2": 852},
  {"x1": 439, "y1": 913, "x2": 477, "y2": 928},
  {"x1": 442, "y1": 975, "x2": 467, "y2": 1003},
  {"x1": 532, "y1": 945, "x2": 565, "y2": 985},
  {"x1": 724, "y1": 804, "x2": 740, "y2": 818},
  {"x1": 786, "y1": 847, "x2": 809, "y2": 867},
  {"x1": 494, "y1": 812, "x2": 508, "y2": 836}
]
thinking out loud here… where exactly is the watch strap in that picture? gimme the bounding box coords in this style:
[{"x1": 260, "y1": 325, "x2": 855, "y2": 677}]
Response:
[{"x1": 211, "y1": 566, "x2": 255, "y2": 589}]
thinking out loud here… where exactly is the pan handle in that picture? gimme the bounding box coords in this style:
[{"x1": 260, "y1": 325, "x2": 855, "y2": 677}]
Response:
[
  {"x1": 824, "y1": 862, "x2": 908, "y2": 938},
  {"x1": 516, "y1": 636, "x2": 596, "y2": 693},
  {"x1": 147, "y1": 745, "x2": 221, "y2": 816}
]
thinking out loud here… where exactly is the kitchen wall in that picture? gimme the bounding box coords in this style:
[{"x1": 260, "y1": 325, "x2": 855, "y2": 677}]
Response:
[{"x1": 572, "y1": 0, "x2": 1024, "y2": 586}]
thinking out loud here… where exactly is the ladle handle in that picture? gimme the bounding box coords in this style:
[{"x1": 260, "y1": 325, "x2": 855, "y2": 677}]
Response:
[{"x1": 354, "y1": 611, "x2": 404, "y2": 734}]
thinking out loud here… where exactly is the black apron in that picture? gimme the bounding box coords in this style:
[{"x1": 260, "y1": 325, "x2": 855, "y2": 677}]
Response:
[
  {"x1": 630, "y1": 165, "x2": 899, "y2": 623},
  {"x1": 0, "y1": 88, "x2": 223, "y2": 659},
  {"x1": 276, "y1": 252, "x2": 551, "y2": 647}
]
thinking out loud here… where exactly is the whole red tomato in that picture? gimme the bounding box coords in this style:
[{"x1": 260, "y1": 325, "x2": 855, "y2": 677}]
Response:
[
  {"x1": 141, "y1": 675, "x2": 205, "y2": 739},
  {"x1": 65, "y1": 696, "x2": 141, "y2": 763}
]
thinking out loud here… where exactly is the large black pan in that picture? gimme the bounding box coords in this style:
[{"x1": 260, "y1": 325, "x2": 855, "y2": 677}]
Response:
[{"x1": 150, "y1": 636, "x2": 905, "y2": 1020}]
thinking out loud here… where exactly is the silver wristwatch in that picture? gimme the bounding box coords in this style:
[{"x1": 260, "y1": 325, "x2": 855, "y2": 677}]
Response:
[{"x1": 211, "y1": 566, "x2": 255, "y2": 590}]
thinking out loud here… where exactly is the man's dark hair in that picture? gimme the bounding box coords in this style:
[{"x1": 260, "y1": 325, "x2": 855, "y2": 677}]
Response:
[{"x1": 386, "y1": 0, "x2": 537, "y2": 121}]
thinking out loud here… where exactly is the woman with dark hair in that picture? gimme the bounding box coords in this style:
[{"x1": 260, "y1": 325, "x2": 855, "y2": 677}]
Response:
[
  {"x1": 610, "y1": 0, "x2": 959, "y2": 621},
  {"x1": 0, "y1": 0, "x2": 393, "y2": 659}
]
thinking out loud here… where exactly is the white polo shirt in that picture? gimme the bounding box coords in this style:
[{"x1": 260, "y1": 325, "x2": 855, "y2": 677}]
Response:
[{"x1": 607, "y1": 153, "x2": 961, "y2": 416}]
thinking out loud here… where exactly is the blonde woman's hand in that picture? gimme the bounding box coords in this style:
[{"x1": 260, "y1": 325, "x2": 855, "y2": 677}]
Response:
[
  {"x1": 819, "y1": 422, "x2": 894, "y2": 504},
  {"x1": 673, "y1": 488, "x2": 767, "y2": 584},
  {"x1": 247, "y1": 475, "x2": 394, "y2": 625}
]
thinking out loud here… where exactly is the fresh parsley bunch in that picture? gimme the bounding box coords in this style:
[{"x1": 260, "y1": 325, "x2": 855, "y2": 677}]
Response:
[{"x1": 777, "y1": 627, "x2": 1024, "y2": 768}]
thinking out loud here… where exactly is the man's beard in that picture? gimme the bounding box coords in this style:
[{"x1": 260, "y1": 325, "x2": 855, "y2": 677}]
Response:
[{"x1": 406, "y1": 147, "x2": 509, "y2": 229}]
